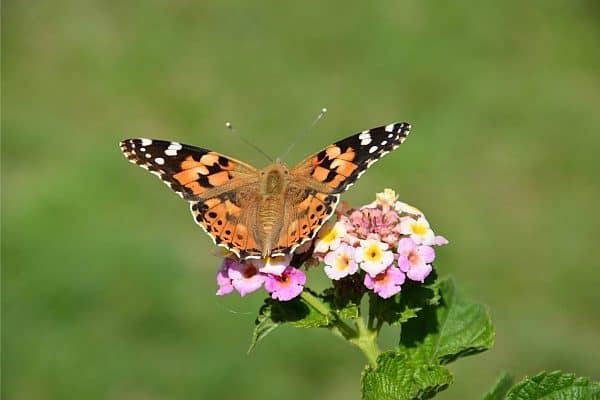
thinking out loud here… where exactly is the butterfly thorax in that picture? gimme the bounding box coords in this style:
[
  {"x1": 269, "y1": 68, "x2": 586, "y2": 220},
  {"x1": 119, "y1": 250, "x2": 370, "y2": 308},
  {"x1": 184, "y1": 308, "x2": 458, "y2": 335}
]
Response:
[{"x1": 260, "y1": 161, "x2": 289, "y2": 195}]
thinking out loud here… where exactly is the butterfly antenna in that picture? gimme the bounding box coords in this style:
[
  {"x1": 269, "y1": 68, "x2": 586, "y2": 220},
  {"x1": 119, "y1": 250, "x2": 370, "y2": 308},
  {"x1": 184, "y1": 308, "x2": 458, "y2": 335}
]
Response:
[
  {"x1": 280, "y1": 107, "x2": 328, "y2": 161},
  {"x1": 224, "y1": 122, "x2": 273, "y2": 162}
]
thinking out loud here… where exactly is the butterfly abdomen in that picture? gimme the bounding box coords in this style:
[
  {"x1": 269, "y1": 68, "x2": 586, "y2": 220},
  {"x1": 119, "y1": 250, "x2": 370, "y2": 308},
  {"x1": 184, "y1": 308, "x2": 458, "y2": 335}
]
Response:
[
  {"x1": 259, "y1": 196, "x2": 281, "y2": 230},
  {"x1": 255, "y1": 164, "x2": 293, "y2": 256},
  {"x1": 257, "y1": 194, "x2": 285, "y2": 256}
]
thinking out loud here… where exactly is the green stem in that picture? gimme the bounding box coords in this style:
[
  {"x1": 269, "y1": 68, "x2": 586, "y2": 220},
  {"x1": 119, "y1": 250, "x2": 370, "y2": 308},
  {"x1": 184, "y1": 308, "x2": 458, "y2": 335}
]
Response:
[
  {"x1": 300, "y1": 290, "x2": 381, "y2": 368},
  {"x1": 352, "y1": 317, "x2": 381, "y2": 368},
  {"x1": 367, "y1": 303, "x2": 375, "y2": 331},
  {"x1": 300, "y1": 290, "x2": 331, "y2": 316},
  {"x1": 300, "y1": 290, "x2": 356, "y2": 338}
]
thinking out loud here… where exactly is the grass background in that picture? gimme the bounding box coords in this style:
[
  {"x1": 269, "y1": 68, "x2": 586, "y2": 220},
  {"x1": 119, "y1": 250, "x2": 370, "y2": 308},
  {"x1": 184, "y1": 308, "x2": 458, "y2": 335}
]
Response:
[{"x1": 3, "y1": 1, "x2": 599, "y2": 399}]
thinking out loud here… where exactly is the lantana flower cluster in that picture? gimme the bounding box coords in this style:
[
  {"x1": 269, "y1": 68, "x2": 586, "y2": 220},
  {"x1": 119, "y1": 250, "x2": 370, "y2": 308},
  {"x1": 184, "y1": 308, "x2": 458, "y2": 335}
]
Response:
[
  {"x1": 216, "y1": 189, "x2": 447, "y2": 301},
  {"x1": 313, "y1": 188, "x2": 448, "y2": 299}
]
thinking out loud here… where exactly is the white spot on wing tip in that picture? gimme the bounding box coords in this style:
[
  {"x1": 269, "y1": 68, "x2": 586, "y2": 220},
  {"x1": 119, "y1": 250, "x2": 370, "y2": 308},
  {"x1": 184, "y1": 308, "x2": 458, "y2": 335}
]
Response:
[
  {"x1": 385, "y1": 124, "x2": 395, "y2": 132},
  {"x1": 155, "y1": 157, "x2": 165, "y2": 165},
  {"x1": 141, "y1": 138, "x2": 152, "y2": 146},
  {"x1": 399, "y1": 124, "x2": 411, "y2": 135},
  {"x1": 165, "y1": 142, "x2": 182, "y2": 156},
  {"x1": 359, "y1": 132, "x2": 372, "y2": 145},
  {"x1": 369, "y1": 145, "x2": 378, "y2": 153}
]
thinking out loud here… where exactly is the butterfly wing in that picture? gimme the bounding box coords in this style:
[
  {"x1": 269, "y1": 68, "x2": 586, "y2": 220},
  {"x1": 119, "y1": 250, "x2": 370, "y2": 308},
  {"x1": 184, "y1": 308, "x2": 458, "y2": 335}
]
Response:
[
  {"x1": 120, "y1": 138, "x2": 258, "y2": 200},
  {"x1": 121, "y1": 122, "x2": 411, "y2": 260},
  {"x1": 270, "y1": 188, "x2": 340, "y2": 257},
  {"x1": 277, "y1": 122, "x2": 411, "y2": 255},
  {"x1": 120, "y1": 138, "x2": 263, "y2": 258},
  {"x1": 291, "y1": 122, "x2": 411, "y2": 193},
  {"x1": 189, "y1": 192, "x2": 264, "y2": 259}
]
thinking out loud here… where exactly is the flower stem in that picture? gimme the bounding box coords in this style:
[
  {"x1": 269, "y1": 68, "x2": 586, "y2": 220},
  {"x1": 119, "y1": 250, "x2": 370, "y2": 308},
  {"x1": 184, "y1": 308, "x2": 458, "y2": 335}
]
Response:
[
  {"x1": 352, "y1": 317, "x2": 381, "y2": 368},
  {"x1": 300, "y1": 290, "x2": 356, "y2": 338},
  {"x1": 300, "y1": 290, "x2": 331, "y2": 316},
  {"x1": 300, "y1": 290, "x2": 381, "y2": 368}
]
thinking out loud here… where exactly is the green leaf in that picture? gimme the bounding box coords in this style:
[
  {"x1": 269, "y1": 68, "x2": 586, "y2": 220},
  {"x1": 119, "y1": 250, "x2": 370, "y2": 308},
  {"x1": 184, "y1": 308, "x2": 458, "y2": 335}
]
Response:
[
  {"x1": 248, "y1": 293, "x2": 331, "y2": 352},
  {"x1": 248, "y1": 304, "x2": 280, "y2": 353},
  {"x1": 322, "y1": 288, "x2": 360, "y2": 321},
  {"x1": 337, "y1": 300, "x2": 360, "y2": 320},
  {"x1": 400, "y1": 277, "x2": 494, "y2": 364},
  {"x1": 436, "y1": 277, "x2": 494, "y2": 362},
  {"x1": 505, "y1": 371, "x2": 600, "y2": 400},
  {"x1": 361, "y1": 350, "x2": 453, "y2": 400},
  {"x1": 370, "y1": 272, "x2": 440, "y2": 327},
  {"x1": 361, "y1": 277, "x2": 494, "y2": 399},
  {"x1": 482, "y1": 372, "x2": 514, "y2": 400},
  {"x1": 271, "y1": 293, "x2": 332, "y2": 327},
  {"x1": 370, "y1": 292, "x2": 421, "y2": 327}
]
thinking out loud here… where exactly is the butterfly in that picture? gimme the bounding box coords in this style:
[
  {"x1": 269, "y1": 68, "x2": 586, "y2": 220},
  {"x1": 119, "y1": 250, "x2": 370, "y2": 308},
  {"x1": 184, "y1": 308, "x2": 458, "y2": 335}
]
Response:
[{"x1": 120, "y1": 122, "x2": 411, "y2": 260}]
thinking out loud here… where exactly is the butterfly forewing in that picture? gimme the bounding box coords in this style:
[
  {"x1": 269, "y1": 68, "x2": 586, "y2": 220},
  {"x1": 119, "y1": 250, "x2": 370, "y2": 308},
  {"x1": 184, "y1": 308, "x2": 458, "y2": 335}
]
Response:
[
  {"x1": 120, "y1": 138, "x2": 258, "y2": 201},
  {"x1": 292, "y1": 122, "x2": 411, "y2": 193}
]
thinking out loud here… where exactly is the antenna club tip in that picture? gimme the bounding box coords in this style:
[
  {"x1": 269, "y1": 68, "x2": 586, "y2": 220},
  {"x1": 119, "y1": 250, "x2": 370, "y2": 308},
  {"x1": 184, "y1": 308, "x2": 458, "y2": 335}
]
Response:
[
  {"x1": 225, "y1": 122, "x2": 232, "y2": 128},
  {"x1": 321, "y1": 108, "x2": 328, "y2": 113}
]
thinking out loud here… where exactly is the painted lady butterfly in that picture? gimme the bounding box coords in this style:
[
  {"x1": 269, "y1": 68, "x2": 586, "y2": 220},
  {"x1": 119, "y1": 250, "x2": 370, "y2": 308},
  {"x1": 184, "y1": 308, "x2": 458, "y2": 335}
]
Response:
[{"x1": 120, "y1": 122, "x2": 411, "y2": 259}]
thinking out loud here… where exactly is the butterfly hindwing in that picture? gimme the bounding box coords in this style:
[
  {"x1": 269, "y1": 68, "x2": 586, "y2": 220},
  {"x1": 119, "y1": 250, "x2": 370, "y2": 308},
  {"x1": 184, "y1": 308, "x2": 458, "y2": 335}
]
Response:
[
  {"x1": 120, "y1": 138, "x2": 257, "y2": 201},
  {"x1": 292, "y1": 122, "x2": 411, "y2": 193},
  {"x1": 190, "y1": 193, "x2": 263, "y2": 259},
  {"x1": 271, "y1": 189, "x2": 340, "y2": 257}
]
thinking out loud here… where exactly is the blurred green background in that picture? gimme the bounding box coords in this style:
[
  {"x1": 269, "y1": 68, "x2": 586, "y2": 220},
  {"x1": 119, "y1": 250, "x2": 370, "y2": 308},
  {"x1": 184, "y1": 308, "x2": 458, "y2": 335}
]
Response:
[{"x1": 3, "y1": 1, "x2": 599, "y2": 399}]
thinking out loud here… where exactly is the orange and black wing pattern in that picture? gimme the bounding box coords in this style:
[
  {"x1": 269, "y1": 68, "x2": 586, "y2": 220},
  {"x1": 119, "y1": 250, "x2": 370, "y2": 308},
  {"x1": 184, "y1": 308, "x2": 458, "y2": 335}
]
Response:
[
  {"x1": 120, "y1": 138, "x2": 257, "y2": 201},
  {"x1": 190, "y1": 193, "x2": 264, "y2": 259},
  {"x1": 120, "y1": 138, "x2": 261, "y2": 258},
  {"x1": 271, "y1": 189, "x2": 340, "y2": 257},
  {"x1": 293, "y1": 122, "x2": 411, "y2": 193},
  {"x1": 120, "y1": 122, "x2": 412, "y2": 260}
]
